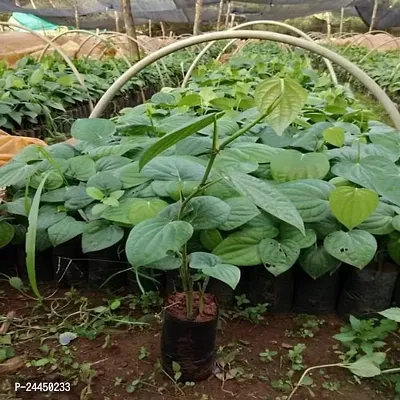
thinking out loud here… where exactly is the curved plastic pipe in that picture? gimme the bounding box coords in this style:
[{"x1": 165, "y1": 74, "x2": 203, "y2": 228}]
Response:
[
  {"x1": 0, "y1": 22, "x2": 93, "y2": 110},
  {"x1": 181, "y1": 20, "x2": 338, "y2": 88},
  {"x1": 89, "y1": 30, "x2": 400, "y2": 130}
]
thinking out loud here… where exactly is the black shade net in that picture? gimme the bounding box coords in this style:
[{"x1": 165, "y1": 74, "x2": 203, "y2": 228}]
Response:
[{"x1": 0, "y1": 0, "x2": 398, "y2": 29}]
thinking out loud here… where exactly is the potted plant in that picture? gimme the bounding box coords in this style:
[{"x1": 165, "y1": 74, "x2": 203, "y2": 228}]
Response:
[{"x1": 124, "y1": 76, "x2": 309, "y2": 381}]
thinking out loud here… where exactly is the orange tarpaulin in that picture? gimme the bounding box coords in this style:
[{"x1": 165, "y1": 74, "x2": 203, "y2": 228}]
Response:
[{"x1": 0, "y1": 130, "x2": 47, "y2": 166}]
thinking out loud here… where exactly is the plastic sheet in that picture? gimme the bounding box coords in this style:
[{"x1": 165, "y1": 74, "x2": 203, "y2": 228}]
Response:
[{"x1": 0, "y1": 130, "x2": 46, "y2": 167}]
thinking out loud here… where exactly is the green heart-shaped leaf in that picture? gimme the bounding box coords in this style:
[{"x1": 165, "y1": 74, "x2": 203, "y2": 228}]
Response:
[
  {"x1": 329, "y1": 186, "x2": 379, "y2": 231},
  {"x1": 324, "y1": 230, "x2": 377, "y2": 269},
  {"x1": 271, "y1": 150, "x2": 330, "y2": 182}
]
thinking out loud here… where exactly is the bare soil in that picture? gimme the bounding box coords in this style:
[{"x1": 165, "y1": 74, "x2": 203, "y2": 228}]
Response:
[{"x1": 0, "y1": 283, "x2": 397, "y2": 400}]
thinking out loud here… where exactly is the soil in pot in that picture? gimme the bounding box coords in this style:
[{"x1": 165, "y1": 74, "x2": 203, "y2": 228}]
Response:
[
  {"x1": 293, "y1": 267, "x2": 340, "y2": 314},
  {"x1": 52, "y1": 238, "x2": 88, "y2": 287},
  {"x1": 337, "y1": 262, "x2": 399, "y2": 318},
  {"x1": 247, "y1": 266, "x2": 294, "y2": 313},
  {"x1": 161, "y1": 292, "x2": 218, "y2": 382},
  {"x1": 87, "y1": 246, "x2": 127, "y2": 290}
]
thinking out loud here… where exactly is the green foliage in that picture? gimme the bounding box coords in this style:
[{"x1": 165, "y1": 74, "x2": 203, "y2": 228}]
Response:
[
  {"x1": 333, "y1": 315, "x2": 397, "y2": 361},
  {"x1": 1, "y1": 42, "x2": 400, "y2": 307}
]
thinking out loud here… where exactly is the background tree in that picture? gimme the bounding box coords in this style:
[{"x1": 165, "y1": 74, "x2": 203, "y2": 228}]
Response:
[{"x1": 120, "y1": 0, "x2": 139, "y2": 58}]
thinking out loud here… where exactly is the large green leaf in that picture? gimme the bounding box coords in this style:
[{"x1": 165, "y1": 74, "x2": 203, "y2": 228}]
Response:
[
  {"x1": 331, "y1": 156, "x2": 398, "y2": 191},
  {"x1": 259, "y1": 238, "x2": 300, "y2": 276},
  {"x1": 254, "y1": 77, "x2": 307, "y2": 135},
  {"x1": 96, "y1": 156, "x2": 131, "y2": 172},
  {"x1": 200, "y1": 229, "x2": 223, "y2": 251},
  {"x1": 189, "y1": 252, "x2": 240, "y2": 289},
  {"x1": 128, "y1": 198, "x2": 168, "y2": 225},
  {"x1": 175, "y1": 136, "x2": 212, "y2": 156},
  {"x1": 64, "y1": 186, "x2": 94, "y2": 210},
  {"x1": 37, "y1": 205, "x2": 67, "y2": 230},
  {"x1": 68, "y1": 156, "x2": 96, "y2": 181},
  {"x1": 152, "y1": 181, "x2": 200, "y2": 201},
  {"x1": 183, "y1": 196, "x2": 231, "y2": 230},
  {"x1": 87, "y1": 172, "x2": 122, "y2": 193},
  {"x1": 299, "y1": 245, "x2": 341, "y2": 279},
  {"x1": 378, "y1": 308, "x2": 400, "y2": 323},
  {"x1": 228, "y1": 172, "x2": 305, "y2": 235},
  {"x1": 1, "y1": 198, "x2": 30, "y2": 217},
  {"x1": 388, "y1": 232, "x2": 400, "y2": 265},
  {"x1": 82, "y1": 221, "x2": 124, "y2": 253},
  {"x1": 213, "y1": 228, "x2": 276, "y2": 266},
  {"x1": 214, "y1": 150, "x2": 259, "y2": 174},
  {"x1": 324, "y1": 230, "x2": 377, "y2": 269},
  {"x1": 102, "y1": 198, "x2": 136, "y2": 224},
  {"x1": 71, "y1": 118, "x2": 116, "y2": 143},
  {"x1": 125, "y1": 217, "x2": 193, "y2": 267},
  {"x1": 346, "y1": 356, "x2": 382, "y2": 378},
  {"x1": 41, "y1": 187, "x2": 67, "y2": 203},
  {"x1": 292, "y1": 122, "x2": 332, "y2": 151},
  {"x1": 371, "y1": 177, "x2": 400, "y2": 208},
  {"x1": 139, "y1": 113, "x2": 220, "y2": 169},
  {"x1": 357, "y1": 202, "x2": 395, "y2": 235},
  {"x1": 0, "y1": 221, "x2": 14, "y2": 248},
  {"x1": 30, "y1": 171, "x2": 64, "y2": 191},
  {"x1": 117, "y1": 162, "x2": 151, "y2": 189},
  {"x1": 323, "y1": 126, "x2": 345, "y2": 147},
  {"x1": 219, "y1": 197, "x2": 260, "y2": 231},
  {"x1": 329, "y1": 187, "x2": 379, "y2": 231},
  {"x1": 271, "y1": 150, "x2": 330, "y2": 182},
  {"x1": 279, "y1": 224, "x2": 317, "y2": 249},
  {"x1": 0, "y1": 162, "x2": 37, "y2": 187},
  {"x1": 228, "y1": 142, "x2": 284, "y2": 163},
  {"x1": 48, "y1": 217, "x2": 86, "y2": 247},
  {"x1": 142, "y1": 156, "x2": 206, "y2": 181},
  {"x1": 278, "y1": 179, "x2": 335, "y2": 223}
]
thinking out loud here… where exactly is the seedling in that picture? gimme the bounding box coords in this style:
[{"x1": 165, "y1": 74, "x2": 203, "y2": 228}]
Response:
[
  {"x1": 139, "y1": 346, "x2": 150, "y2": 360},
  {"x1": 259, "y1": 349, "x2": 278, "y2": 363},
  {"x1": 288, "y1": 344, "x2": 306, "y2": 372},
  {"x1": 86, "y1": 187, "x2": 124, "y2": 215}
]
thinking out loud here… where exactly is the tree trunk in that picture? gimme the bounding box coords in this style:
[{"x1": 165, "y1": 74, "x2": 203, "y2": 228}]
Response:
[
  {"x1": 339, "y1": 7, "x2": 344, "y2": 35},
  {"x1": 120, "y1": 0, "x2": 139, "y2": 59},
  {"x1": 326, "y1": 12, "x2": 332, "y2": 39},
  {"x1": 115, "y1": 11, "x2": 121, "y2": 32},
  {"x1": 217, "y1": 0, "x2": 225, "y2": 31},
  {"x1": 225, "y1": 0, "x2": 231, "y2": 29},
  {"x1": 369, "y1": 0, "x2": 379, "y2": 32},
  {"x1": 74, "y1": 5, "x2": 80, "y2": 29},
  {"x1": 193, "y1": 0, "x2": 203, "y2": 35}
]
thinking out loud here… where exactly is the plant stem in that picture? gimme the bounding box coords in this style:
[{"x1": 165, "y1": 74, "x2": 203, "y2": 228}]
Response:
[
  {"x1": 381, "y1": 367, "x2": 400, "y2": 375},
  {"x1": 288, "y1": 363, "x2": 343, "y2": 400}
]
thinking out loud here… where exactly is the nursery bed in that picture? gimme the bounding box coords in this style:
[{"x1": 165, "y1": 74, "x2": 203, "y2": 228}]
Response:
[{"x1": 0, "y1": 284, "x2": 395, "y2": 400}]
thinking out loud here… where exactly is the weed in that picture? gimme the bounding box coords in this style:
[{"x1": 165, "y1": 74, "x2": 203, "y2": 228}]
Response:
[
  {"x1": 288, "y1": 344, "x2": 306, "y2": 372},
  {"x1": 322, "y1": 381, "x2": 342, "y2": 393},
  {"x1": 286, "y1": 315, "x2": 325, "y2": 338},
  {"x1": 259, "y1": 349, "x2": 278, "y2": 363},
  {"x1": 139, "y1": 346, "x2": 150, "y2": 360},
  {"x1": 333, "y1": 315, "x2": 397, "y2": 361},
  {"x1": 232, "y1": 294, "x2": 268, "y2": 323}
]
